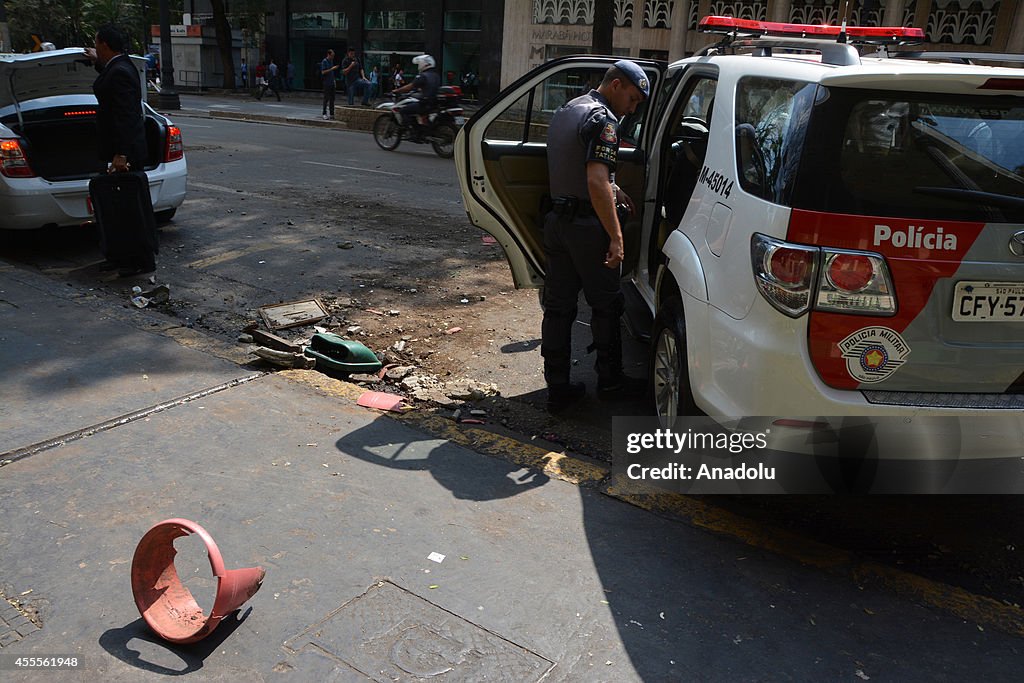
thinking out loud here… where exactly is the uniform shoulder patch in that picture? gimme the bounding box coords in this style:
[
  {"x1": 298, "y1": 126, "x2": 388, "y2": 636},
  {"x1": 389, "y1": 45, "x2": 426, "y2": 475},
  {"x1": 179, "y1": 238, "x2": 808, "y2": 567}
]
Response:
[{"x1": 600, "y1": 122, "x2": 618, "y2": 144}]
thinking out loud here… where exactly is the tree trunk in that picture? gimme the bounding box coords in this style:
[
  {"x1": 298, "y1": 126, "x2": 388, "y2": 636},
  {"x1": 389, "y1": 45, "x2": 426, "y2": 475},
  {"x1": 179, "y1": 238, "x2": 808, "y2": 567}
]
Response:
[
  {"x1": 210, "y1": 0, "x2": 236, "y2": 89},
  {"x1": 591, "y1": 0, "x2": 614, "y2": 55}
]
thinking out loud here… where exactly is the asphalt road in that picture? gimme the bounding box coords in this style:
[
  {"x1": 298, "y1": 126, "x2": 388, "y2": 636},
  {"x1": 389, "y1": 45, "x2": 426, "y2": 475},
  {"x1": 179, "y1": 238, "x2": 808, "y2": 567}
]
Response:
[{"x1": 1, "y1": 104, "x2": 1022, "y2": 643}]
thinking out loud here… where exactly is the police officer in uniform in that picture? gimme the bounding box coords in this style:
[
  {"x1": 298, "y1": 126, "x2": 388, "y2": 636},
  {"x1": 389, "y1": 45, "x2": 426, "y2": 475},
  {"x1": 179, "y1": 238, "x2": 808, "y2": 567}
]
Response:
[{"x1": 542, "y1": 60, "x2": 649, "y2": 412}]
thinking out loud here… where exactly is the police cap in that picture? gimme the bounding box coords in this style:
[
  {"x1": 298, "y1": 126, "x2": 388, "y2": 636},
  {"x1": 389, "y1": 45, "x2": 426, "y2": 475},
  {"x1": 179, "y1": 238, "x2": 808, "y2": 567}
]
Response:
[{"x1": 612, "y1": 60, "x2": 649, "y2": 99}]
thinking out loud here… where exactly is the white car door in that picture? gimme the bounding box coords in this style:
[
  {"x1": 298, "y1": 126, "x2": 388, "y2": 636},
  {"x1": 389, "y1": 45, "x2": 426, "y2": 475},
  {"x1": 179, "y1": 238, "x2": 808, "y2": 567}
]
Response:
[{"x1": 455, "y1": 56, "x2": 665, "y2": 289}]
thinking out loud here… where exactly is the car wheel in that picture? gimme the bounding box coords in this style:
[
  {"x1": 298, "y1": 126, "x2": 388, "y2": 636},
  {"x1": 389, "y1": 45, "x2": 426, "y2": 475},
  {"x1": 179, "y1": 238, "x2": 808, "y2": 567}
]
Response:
[
  {"x1": 373, "y1": 114, "x2": 402, "y2": 151},
  {"x1": 650, "y1": 297, "x2": 699, "y2": 419},
  {"x1": 155, "y1": 208, "x2": 177, "y2": 225},
  {"x1": 430, "y1": 124, "x2": 456, "y2": 158}
]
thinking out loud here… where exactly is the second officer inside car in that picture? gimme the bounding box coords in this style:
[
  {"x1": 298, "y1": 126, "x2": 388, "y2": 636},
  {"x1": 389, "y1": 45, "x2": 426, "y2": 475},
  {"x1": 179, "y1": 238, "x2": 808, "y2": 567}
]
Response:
[{"x1": 541, "y1": 60, "x2": 649, "y2": 412}]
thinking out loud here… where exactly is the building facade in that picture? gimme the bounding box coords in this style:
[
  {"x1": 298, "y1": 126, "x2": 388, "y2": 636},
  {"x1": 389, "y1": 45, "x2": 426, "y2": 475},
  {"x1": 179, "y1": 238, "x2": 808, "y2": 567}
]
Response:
[
  {"x1": 503, "y1": 0, "x2": 1024, "y2": 88},
  {"x1": 257, "y1": 1, "x2": 503, "y2": 98},
  {"x1": 201, "y1": 1, "x2": 1021, "y2": 97}
]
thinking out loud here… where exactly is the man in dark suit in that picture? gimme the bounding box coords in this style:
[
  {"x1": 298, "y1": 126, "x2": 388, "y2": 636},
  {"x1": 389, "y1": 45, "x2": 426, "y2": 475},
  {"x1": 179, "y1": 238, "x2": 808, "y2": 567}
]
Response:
[{"x1": 87, "y1": 24, "x2": 156, "y2": 276}]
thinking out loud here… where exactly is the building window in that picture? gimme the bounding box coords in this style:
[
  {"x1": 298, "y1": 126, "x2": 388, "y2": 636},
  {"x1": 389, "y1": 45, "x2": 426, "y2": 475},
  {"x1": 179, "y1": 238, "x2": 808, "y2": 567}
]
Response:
[
  {"x1": 290, "y1": 12, "x2": 349, "y2": 35},
  {"x1": 445, "y1": 10, "x2": 482, "y2": 31},
  {"x1": 365, "y1": 11, "x2": 426, "y2": 30}
]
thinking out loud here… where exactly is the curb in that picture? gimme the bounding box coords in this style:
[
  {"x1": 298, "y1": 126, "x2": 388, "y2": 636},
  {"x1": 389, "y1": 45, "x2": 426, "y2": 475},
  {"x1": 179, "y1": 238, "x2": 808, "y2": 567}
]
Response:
[
  {"x1": 195, "y1": 109, "x2": 380, "y2": 133},
  {"x1": 280, "y1": 366, "x2": 1024, "y2": 640}
]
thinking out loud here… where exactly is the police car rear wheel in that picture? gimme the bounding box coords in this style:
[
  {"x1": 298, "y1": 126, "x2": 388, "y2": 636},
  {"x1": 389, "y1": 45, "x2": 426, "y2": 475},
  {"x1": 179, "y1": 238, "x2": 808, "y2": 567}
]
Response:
[
  {"x1": 651, "y1": 298, "x2": 699, "y2": 419},
  {"x1": 373, "y1": 114, "x2": 402, "y2": 151}
]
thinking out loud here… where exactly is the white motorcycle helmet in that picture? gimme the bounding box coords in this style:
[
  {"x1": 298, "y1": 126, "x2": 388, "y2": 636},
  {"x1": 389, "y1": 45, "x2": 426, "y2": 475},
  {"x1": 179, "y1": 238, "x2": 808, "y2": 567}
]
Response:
[{"x1": 413, "y1": 54, "x2": 435, "y2": 72}]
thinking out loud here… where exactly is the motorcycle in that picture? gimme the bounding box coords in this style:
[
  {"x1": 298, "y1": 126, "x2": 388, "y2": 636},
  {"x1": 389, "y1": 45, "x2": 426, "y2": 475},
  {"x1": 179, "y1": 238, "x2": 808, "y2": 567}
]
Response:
[{"x1": 372, "y1": 86, "x2": 465, "y2": 159}]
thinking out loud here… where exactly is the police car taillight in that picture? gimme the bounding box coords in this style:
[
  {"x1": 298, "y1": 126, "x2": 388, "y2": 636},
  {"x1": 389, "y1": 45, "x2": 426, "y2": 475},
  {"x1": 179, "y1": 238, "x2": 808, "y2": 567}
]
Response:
[
  {"x1": 752, "y1": 236, "x2": 897, "y2": 317},
  {"x1": 751, "y1": 234, "x2": 818, "y2": 317},
  {"x1": 0, "y1": 139, "x2": 35, "y2": 178},
  {"x1": 816, "y1": 249, "x2": 896, "y2": 315},
  {"x1": 698, "y1": 15, "x2": 925, "y2": 42}
]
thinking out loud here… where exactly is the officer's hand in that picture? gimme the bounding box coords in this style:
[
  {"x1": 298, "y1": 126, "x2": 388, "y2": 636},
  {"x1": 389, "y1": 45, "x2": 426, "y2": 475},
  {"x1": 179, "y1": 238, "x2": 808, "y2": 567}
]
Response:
[
  {"x1": 616, "y1": 188, "x2": 637, "y2": 218},
  {"x1": 605, "y1": 237, "x2": 625, "y2": 269}
]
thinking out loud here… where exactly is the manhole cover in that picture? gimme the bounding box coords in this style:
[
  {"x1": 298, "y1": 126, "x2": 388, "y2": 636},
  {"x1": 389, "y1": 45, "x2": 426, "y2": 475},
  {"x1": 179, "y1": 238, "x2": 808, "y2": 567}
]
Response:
[{"x1": 283, "y1": 581, "x2": 552, "y2": 681}]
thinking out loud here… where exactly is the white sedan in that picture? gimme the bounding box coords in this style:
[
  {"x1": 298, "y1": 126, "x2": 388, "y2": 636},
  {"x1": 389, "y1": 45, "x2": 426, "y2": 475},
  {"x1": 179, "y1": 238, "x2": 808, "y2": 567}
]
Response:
[{"x1": 0, "y1": 48, "x2": 186, "y2": 231}]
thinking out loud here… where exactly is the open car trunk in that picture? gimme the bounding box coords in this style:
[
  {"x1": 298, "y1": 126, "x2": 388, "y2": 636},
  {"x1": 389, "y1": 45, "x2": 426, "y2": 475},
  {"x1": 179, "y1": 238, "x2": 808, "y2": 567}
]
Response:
[{"x1": 3, "y1": 109, "x2": 164, "y2": 180}]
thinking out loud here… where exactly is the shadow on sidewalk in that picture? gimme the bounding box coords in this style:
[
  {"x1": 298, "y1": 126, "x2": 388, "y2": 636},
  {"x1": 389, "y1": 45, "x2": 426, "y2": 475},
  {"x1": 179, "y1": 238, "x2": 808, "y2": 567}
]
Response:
[{"x1": 98, "y1": 609, "x2": 251, "y2": 676}]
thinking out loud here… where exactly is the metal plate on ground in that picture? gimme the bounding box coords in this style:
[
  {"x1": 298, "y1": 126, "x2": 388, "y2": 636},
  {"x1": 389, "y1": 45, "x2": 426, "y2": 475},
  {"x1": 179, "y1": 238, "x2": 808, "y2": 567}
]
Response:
[
  {"x1": 258, "y1": 299, "x2": 328, "y2": 330},
  {"x1": 283, "y1": 581, "x2": 553, "y2": 681}
]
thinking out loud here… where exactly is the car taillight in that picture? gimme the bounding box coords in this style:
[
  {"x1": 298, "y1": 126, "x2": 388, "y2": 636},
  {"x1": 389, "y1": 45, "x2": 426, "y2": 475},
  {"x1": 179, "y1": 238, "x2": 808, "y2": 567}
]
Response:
[
  {"x1": 0, "y1": 139, "x2": 35, "y2": 178},
  {"x1": 164, "y1": 126, "x2": 184, "y2": 162},
  {"x1": 816, "y1": 248, "x2": 896, "y2": 315},
  {"x1": 751, "y1": 234, "x2": 818, "y2": 317},
  {"x1": 752, "y1": 234, "x2": 897, "y2": 317}
]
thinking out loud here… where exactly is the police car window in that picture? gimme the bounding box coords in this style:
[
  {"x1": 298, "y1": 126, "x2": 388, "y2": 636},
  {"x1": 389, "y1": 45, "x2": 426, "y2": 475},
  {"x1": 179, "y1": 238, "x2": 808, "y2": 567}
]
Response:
[
  {"x1": 481, "y1": 68, "x2": 607, "y2": 144},
  {"x1": 733, "y1": 77, "x2": 816, "y2": 204},
  {"x1": 791, "y1": 89, "x2": 1024, "y2": 222},
  {"x1": 483, "y1": 65, "x2": 659, "y2": 146}
]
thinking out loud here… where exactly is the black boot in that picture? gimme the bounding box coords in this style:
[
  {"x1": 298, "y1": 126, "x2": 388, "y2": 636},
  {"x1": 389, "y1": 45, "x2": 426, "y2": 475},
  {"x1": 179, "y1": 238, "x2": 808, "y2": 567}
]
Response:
[
  {"x1": 591, "y1": 309, "x2": 646, "y2": 400},
  {"x1": 542, "y1": 305, "x2": 583, "y2": 413}
]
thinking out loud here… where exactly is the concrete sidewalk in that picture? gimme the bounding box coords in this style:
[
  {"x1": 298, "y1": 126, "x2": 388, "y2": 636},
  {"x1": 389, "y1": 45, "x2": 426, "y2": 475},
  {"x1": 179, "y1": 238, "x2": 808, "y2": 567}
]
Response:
[
  {"x1": 169, "y1": 92, "x2": 477, "y2": 133},
  {"x1": 1, "y1": 261, "x2": 1020, "y2": 681}
]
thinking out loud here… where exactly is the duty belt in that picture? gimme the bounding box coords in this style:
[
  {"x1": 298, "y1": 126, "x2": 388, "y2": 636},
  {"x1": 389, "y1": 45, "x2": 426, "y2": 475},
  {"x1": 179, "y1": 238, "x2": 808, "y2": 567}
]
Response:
[{"x1": 551, "y1": 196, "x2": 596, "y2": 219}]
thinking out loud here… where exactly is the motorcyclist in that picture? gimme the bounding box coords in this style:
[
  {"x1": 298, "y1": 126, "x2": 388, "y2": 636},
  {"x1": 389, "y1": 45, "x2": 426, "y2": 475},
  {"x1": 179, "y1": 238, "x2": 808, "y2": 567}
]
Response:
[{"x1": 392, "y1": 54, "x2": 441, "y2": 135}]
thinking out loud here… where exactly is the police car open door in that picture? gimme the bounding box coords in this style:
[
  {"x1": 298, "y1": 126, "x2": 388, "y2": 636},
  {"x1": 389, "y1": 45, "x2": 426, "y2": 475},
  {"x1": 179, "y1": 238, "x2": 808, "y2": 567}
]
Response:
[{"x1": 455, "y1": 56, "x2": 665, "y2": 289}]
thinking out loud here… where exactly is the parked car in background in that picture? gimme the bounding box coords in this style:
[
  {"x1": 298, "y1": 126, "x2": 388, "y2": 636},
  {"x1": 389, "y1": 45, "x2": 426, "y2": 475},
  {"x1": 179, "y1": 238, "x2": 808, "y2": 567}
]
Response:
[{"x1": 0, "y1": 48, "x2": 186, "y2": 232}]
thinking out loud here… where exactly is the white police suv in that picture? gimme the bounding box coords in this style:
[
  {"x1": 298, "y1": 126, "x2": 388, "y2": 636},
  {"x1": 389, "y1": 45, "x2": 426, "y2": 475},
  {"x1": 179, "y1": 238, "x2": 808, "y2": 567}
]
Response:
[
  {"x1": 0, "y1": 49, "x2": 187, "y2": 231},
  {"x1": 455, "y1": 16, "x2": 1024, "y2": 428}
]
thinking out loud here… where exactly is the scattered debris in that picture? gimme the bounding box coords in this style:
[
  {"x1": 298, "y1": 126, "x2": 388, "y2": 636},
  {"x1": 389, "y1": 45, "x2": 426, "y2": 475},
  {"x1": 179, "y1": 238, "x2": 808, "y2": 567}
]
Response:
[
  {"x1": 249, "y1": 329, "x2": 303, "y2": 353},
  {"x1": 237, "y1": 333, "x2": 254, "y2": 343},
  {"x1": 258, "y1": 299, "x2": 328, "y2": 330},
  {"x1": 365, "y1": 308, "x2": 387, "y2": 316},
  {"x1": 305, "y1": 333, "x2": 382, "y2": 374},
  {"x1": 129, "y1": 283, "x2": 170, "y2": 308},
  {"x1": 357, "y1": 391, "x2": 414, "y2": 413},
  {"x1": 385, "y1": 365, "x2": 415, "y2": 380},
  {"x1": 254, "y1": 346, "x2": 316, "y2": 369},
  {"x1": 481, "y1": 235, "x2": 498, "y2": 245},
  {"x1": 338, "y1": 241, "x2": 354, "y2": 249},
  {"x1": 427, "y1": 552, "x2": 446, "y2": 563},
  {"x1": 445, "y1": 327, "x2": 462, "y2": 335},
  {"x1": 393, "y1": 340, "x2": 407, "y2": 353},
  {"x1": 346, "y1": 325, "x2": 364, "y2": 335}
]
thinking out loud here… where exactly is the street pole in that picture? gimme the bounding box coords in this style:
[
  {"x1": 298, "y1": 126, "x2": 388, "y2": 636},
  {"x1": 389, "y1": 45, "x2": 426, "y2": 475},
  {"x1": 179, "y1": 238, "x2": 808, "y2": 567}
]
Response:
[{"x1": 158, "y1": 0, "x2": 181, "y2": 110}]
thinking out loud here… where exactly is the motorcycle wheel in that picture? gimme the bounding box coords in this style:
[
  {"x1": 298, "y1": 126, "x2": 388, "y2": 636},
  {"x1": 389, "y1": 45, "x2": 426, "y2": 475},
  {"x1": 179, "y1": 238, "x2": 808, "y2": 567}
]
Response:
[
  {"x1": 430, "y1": 124, "x2": 457, "y2": 159},
  {"x1": 373, "y1": 114, "x2": 402, "y2": 151}
]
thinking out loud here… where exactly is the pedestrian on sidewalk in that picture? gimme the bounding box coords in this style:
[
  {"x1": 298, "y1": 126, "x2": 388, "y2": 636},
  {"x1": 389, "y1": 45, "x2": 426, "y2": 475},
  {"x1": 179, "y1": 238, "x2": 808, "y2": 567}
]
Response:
[
  {"x1": 257, "y1": 58, "x2": 282, "y2": 101},
  {"x1": 320, "y1": 48, "x2": 340, "y2": 119},
  {"x1": 392, "y1": 63, "x2": 405, "y2": 92},
  {"x1": 341, "y1": 47, "x2": 370, "y2": 106},
  {"x1": 240, "y1": 58, "x2": 247, "y2": 89},
  {"x1": 368, "y1": 65, "x2": 380, "y2": 103},
  {"x1": 255, "y1": 61, "x2": 266, "y2": 92}
]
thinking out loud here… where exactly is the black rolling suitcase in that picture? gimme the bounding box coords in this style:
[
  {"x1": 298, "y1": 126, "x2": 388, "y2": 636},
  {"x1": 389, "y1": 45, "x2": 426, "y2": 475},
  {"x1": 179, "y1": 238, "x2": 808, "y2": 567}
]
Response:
[{"x1": 89, "y1": 171, "x2": 158, "y2": 270}]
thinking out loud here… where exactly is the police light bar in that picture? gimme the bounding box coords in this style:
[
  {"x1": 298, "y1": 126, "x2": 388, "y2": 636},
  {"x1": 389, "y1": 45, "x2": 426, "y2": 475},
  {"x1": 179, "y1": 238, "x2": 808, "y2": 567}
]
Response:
[{"x1": 699, "y1": 15, "x2": 925, "y2": 42}]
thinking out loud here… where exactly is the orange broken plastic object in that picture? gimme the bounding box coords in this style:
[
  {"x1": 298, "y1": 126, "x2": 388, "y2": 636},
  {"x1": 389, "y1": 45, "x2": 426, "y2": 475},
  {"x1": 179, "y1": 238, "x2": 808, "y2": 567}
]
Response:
[{"x1": 130, "y1": 518, "x2": 265, "y2": 644}]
